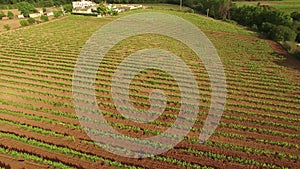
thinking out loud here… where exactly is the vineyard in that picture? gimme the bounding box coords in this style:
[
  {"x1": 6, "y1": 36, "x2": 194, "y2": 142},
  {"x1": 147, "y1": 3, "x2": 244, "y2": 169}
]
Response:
[{"x1": 0, "y1": 7, "x2": 299, "y2": 169}]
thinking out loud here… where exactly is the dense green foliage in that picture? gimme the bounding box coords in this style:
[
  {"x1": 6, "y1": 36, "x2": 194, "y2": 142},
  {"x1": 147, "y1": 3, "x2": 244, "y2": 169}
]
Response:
[
  {"x1": 233, "y1": 0, "x2": 282, "y2": 1},
  {"x1": 54, "y1": 10, "x2": 62, "y2": 18},
  {"x1": 230, "y1": 4, "x2": 299, "y2": 42},
  {"x1": 19, "y1": 19, "x2": 29, "y2": 26},
  {"x1": 27, "y1": 17, "x2": 36, "y2": 24},
  {"x1": 7, "y1": 10, "x2": 13, "y2": 19},
  {"x1": 231, "y1": 5, "x2": 292, "y2": 27},
  {"x1": 291, "y1": 11, "x2": 300, "y2": 21},
  {"x1": 63, "y1": 4, "x2": 72, "y2": 13},
  {"x1": 190, "y1": 0, "x2": 231, "y2": 19},
  {"x1": 16, "y1": 2, "x2": 37, "y2": 17},
  {"x1": 97, "y1": 3, "x2": 110, "y2": 16},
  {"x1": 40, "y1": 14, "x2": 49, "y2": 21}
]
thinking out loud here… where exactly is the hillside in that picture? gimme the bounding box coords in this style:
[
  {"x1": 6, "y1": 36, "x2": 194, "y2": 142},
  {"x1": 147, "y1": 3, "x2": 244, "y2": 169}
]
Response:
[{"x1": 0, "y1": 6, "x2": 299, "y2": 169}]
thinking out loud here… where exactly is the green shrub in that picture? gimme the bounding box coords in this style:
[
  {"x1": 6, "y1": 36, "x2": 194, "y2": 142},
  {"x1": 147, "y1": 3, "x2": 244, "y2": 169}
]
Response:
[
  {"x1": 7, "y1": 11, "x2": 13, "y2": 19},
  {"x1": 111, "y1": 10, "x2": 118, "y2": 16},
  {"x1": 251, "y1": 24, "x2": 258, "y2": 31},
  {"x1": 279, "y1": 26, "x2": 297, "y2": 41},
  {"x1": 4, "y1": 24, "x2": 10, "y2": 30},
  {"x1": 42, "y1": 7, "x2": 46, "y2": 13},
  {"x1": 20, "y1": 20, "x2": 29, "y2": 27},
  {"x1": 54, "y1": 11, "x2": 62, "y2": 18},
  {"x1": 268, "y1": 25, "x2": 296, "y2": 42},
  {"x1": 27, "y1": 17, "x2": 35, "y2": 25},
  {"x1": 291, "y1": 12, "x2": 300, "y2": 21},
  {"x1": 97, "y1": 3, "x2": 110, "y2": 16},
  {"x1": 260, "y1": 22, "x2": 297, "y2": 41},
  {"x1": 40, "y1": 15, "x2": 49, "y2": 22},
  {"x1": 0, "y1": 11, "x2": 5, "y2": 19},
  {"x1": 63, "y1": 4, "x2": 72, "y2": 13},
  {"x1": 260, "y1": 22, "x2": 274, "y2": 33}
]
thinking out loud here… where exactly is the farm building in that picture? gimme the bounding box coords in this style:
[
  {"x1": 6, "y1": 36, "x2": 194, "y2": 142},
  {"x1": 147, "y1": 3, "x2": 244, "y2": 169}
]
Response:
[
  {"x1": 72, "y1": 0, "x2": 97, "y2": 8},
  {"x1": 46, "y1": 11, "x2": 54, "y2": 16},
  {"x1": 71, "y1": 1, "x2": 143, "y2": 14},
  {"x1": 38, "y1": 9, "x2": 54, "y2": 16},
  {"x1": 1, "y1": 17, "x2": 9, "y2": 20},
  {"x1": 17, "y1": 14, "x2": 24, "y2": 19},
  {"x1": 72, "y1": 0, "x2": 97, "y2": 14},
  {"x1": 72, "y1": 7, "x2": 97, "y2": 14},
  {"x1": 29, "y1": 13, "x2": 41, "y2": 18}
]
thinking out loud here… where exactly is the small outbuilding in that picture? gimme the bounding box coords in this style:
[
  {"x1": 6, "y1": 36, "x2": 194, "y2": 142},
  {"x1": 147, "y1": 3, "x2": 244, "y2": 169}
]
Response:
[
  {"x1": 1, "y1": 17, "x2": 9, "y2": 20},
  {"x1": 29, "y1": 13, "x2": 42, "y2": 18},
  {"x1": 46, "y1": 11, "x2": 54, "y2": 16},
  {"x1": 17, "y1": 14, "x2": 25, "y2": 19}
]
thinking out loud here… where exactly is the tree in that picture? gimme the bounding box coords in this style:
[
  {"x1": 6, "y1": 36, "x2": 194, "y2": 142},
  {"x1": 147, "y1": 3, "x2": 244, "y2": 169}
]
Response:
[
  {"x1": 280, "y1": 25, "x2": 297, "y2": 41},
  {"x1": 260, "y1": 22, "x2": 274, "y2": 33},
  {"x1": 196, "y1": 0, "x2": 232, "y2": 19},
  {"x1": 291, "y1": 12, "x2": 300, "y2": 21},
  {"x1": 218, "y1": 0, "x2": 232, "y2": 19},
  {"x1": 63, "y1": 4, "x2": 72, "y2": 13},
  {"x1": 231, "y1": 5, "x2": 293, "y2": 28},
  {"x1": 16, "y1": 2, "x2": 37, "y2": 17},
  {"x1": 39, "y1": 0, "x2": 54, "y2": 7},
  {"x1": 7, "y1": 11, "x2": 14, "y2": 19},
  {"x1": 97, "y1": 3, "x2": 110, "y2": 16},
  {"x1": 268, "y1": 25, "x2": 296, "y2": 42}
]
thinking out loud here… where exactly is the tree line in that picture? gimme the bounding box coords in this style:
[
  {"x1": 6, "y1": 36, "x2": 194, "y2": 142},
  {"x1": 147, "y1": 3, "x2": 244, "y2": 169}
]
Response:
[{"x1": 231, "y1": 4, "x2": 300, "y2": 42}]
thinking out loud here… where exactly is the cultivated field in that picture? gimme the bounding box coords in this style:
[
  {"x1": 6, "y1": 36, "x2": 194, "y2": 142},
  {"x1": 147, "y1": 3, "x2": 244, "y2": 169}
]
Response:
[
  {"x1": 235, "y1": 0, "x2": 300, "y2": 13},
  {"x1": 0, "y1": 7, "x2": 299, "y2": 169},
  {"x1": 0, "y1": 7, "x2": 61, "y2": 32}
]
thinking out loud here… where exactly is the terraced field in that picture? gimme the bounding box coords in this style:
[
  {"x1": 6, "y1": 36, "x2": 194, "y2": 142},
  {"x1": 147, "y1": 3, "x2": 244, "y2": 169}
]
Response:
[{"x1": 0, "y1": 8, "x2": 299, "y2": 169}]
